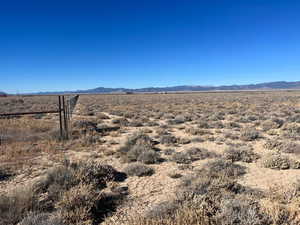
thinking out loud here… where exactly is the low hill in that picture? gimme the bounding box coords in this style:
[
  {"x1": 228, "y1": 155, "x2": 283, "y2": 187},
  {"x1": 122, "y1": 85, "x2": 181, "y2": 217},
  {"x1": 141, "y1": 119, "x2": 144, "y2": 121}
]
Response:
[{"x1": 30, "y1": 81, "x2": 300, "y2": 95}]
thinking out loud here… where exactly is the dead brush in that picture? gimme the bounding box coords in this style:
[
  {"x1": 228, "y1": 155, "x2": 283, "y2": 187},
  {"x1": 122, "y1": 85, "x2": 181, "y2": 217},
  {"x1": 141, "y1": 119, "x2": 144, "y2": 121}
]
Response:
[
  {"x1": 0, "y1": 184, "x2": 39, "y2": 225},
  {"x1": 261, "y1": 182, "x2": 300, "y2": 225}
]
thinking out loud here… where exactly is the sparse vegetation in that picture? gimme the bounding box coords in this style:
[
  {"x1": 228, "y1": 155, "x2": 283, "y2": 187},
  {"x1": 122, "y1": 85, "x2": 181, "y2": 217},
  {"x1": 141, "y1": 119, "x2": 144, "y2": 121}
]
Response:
[{"x1": 3, "y1": 91, "x2": 300, "y2": 225}]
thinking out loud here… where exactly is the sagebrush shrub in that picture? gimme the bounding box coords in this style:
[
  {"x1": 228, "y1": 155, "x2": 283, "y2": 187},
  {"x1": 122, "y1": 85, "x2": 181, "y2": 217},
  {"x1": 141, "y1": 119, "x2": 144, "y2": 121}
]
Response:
[
  {"x1": 204, "y1": 159, "x2": 246, "y2": 178},
  {"x1": 124, "y1": 163, "x2": 154, "y2": 177},
  {"x1": 223, "y1": 146, "x2": 259, "y2": 163},
  {"x1": 56, "y1": 183, "x2": 99, "y2": 225},
  {"x1": 240, "y1": 129, "x2": 260, "y2": 141},
  {"x1": 261, "y1": 153, "x2": 292, "y2": 170}
]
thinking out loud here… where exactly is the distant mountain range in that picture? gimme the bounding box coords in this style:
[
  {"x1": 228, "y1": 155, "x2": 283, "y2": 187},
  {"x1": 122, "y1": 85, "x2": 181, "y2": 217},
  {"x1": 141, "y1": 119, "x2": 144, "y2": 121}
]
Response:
[{"x1": 28, "y1": 81, "x2": 300, "y2": 95}]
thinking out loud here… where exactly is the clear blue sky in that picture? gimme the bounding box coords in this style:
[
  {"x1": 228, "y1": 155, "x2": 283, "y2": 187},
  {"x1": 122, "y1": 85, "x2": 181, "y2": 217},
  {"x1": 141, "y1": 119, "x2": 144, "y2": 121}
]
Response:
[{"x1": 1, "y1": 0, "x2": 300, "y2": 93}]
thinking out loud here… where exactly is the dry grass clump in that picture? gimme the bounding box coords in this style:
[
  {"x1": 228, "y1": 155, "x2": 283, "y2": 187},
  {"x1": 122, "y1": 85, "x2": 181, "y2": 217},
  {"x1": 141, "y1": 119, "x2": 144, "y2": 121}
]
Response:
[
  {"x1": 0, "y1": 117, "x2": 56, "y2": 145},
  {"x1": 0, "y1": 185, "x2": 39, "y2": 225},
  {"x1": 223, "y1": 146, "x2": 259, "y2": 163},
  {"x1": 56, "y1": 183, "x2": 100, "y2": 225},
  {"x1": 214, "y1": 196, "x2": 268, "y2": 225},
  {"x1": 124, "y1": 163, "x2": 154, "y2": 177},
  {"x1": 261, "y1": 153, "x2": 300, "y2": 170},
  {"x1": 19, "y1": 213, "x2": 62, "y2": 225},
  {"x1": 261, "y1": 181, "x2": 300, "y2": 225},
  {"x1": 0, "y1": 160, "x2": 126, "y2": 225},
  {"x1": 240, "y1": 128, "x2": 260, "y2": 141}
]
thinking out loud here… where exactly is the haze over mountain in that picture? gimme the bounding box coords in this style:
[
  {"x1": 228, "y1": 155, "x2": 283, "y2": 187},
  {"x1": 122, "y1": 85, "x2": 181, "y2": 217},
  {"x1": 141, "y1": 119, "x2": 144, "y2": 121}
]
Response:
[{"x1": 31, "y1": 81, "x2": 300, "y2": 95}]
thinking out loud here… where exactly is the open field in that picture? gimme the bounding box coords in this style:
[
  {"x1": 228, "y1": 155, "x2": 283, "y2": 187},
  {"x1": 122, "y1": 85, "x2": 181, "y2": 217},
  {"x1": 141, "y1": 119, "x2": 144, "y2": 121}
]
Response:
[
  {"x1": 1, "y1": 91, "x2": 300, "y2": 224},
  {"x1": 0, "y1": 95, "x2": 59, "y2": 114}
]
